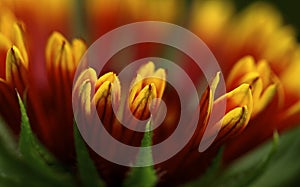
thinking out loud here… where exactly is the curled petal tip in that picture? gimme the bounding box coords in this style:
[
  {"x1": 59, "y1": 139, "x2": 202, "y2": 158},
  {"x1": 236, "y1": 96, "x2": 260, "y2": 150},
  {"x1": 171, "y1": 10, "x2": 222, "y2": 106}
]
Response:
[
  {"x1": 137, "y1": 61, "x2": 155, "y2": 77},
  {"x1": 227, "y1": 56, "x2": 281, "y2": 117},
  {"x1": 93, "y1": 72, "x2": 121, "y2": 107},
  {"x1": 131, "y1": 83, "x2": 157, "y2": 120},
  {"x1": 5, "y1": 46, "x2": 28, "y2": 93},
  {"x1": 129, "y1": 62, "x2": 166, "y2": 117},
  {"x1": 12, "y1": 23, "x2": 28, "y2": 64},
  {"x1": 218, "y1": 106, "x2": 249, "y2": 141}
]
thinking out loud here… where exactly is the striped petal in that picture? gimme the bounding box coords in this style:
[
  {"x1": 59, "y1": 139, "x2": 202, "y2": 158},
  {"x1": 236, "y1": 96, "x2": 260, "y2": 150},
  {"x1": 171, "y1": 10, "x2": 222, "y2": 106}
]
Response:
[
  {"x1": 227, "y1": 56, "x2": 281, "y2": 116},
  {"x1": 5, "y1": 46, "x2": 28, "y2": 95}
]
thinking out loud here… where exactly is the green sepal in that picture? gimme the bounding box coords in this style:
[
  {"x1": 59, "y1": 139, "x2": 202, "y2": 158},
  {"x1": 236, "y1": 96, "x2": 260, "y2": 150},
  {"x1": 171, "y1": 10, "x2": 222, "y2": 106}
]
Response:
[
  {"x1": 212, "y1": 131, "x2": 279, "y2": 187},
  {"x1": 74, "y1": 122, "x2": 106, "y2": 187},
  {"x1": 18, "y1": 93, "x2": 56, "y2": 168},
  {"x1": 15, "y1": 93, "x2": 75, "y2": 187},
  {"x1": 123, "y1": 119, "x2": 158, "y2": 187}
]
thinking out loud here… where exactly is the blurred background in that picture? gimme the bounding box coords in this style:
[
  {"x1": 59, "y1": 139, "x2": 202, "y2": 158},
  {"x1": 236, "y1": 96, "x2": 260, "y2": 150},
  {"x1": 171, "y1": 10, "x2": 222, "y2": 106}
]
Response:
[
  {"x1": 234, "y1": 0, "x2": 300, "y2": 41},
  {"x1": 182, "y1": 0, "x2": 300, "y2": 41}
]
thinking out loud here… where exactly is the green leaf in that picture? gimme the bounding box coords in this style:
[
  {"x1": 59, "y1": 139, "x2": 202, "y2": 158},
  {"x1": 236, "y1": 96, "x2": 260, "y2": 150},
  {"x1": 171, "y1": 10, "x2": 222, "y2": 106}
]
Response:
[
  {"x1": 0, "y1": 122, "x2": 74, "y2": 187},
  {"x1": 181, "y1": 147, "x2": 224, "y2": 187},
  {"x1": 17, "y1": 93, "x2": 66, "y2": 169},
  {"x1": 13, "y1": 93, "x2": 75, "y2": 187},
  {"x1": 212, "y1": 131, "x2": 279, "y2": 187},
  {"x1": 18, "y1": 93, "x2": 48, "y2": 167},
  {"x1": 74, "y1": 122, "x2": 105, "y2": 187},
  {"x1": 250, "y1": 126, "x2": 300, "y2": 187},
  {"x1": 123, "y1": 119, "x2": 158, "y2": 187}
]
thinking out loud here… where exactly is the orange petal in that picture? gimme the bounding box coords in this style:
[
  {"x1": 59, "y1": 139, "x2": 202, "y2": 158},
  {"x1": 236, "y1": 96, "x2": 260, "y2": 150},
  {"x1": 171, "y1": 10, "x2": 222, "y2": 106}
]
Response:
[
  {"x1": 193, "y1": 72, "x2": 220, "y2": 147},
  {"x1": 227, "y1": 56, "x2": 280, "y2": 116},
  {"x1": 72, "y1": 68, "x2": 97, "y2": 116},
  {"x1": 129, "y1": 61, "x2": 166, "y2": 108},
  {"x1": 202, "y1": 84, "x2": 253, "y2": 145},
  {"x1": 11, "y1": 23, "x2": 28, "y2": 65},
  {"x1": 216, "y1": 106, "x2": 249, "y2": 142},
  {"x1": 131, "y1": 83, "x2": 157, "y2": 120},
  {"x1": 92, "y1": 72, "x2": 121, "y2": 124},
  {"x1": 71, "y1": 38, "x2": 87, "y2": 67},
  {"x1": 5, "y1": 46, "x2": 28, "y2": 94}
]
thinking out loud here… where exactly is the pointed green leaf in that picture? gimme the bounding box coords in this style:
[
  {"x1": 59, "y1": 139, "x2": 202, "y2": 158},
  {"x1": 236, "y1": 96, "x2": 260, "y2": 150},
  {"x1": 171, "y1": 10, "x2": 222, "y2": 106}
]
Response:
[
  {"x1": 123, "y1": 119, "x2": 158, "y2": 187},
  {"x1": 212, "y1": 131, "x2": 279, "y2": 187},
  {"x1": 0, "y1": 120, "x2": 74, "y2": 187},
  {"x1": 250, "y1": 126, "x2": 300, "y2": 187},
  {"x1": 74, "y1": 122, "x2": 105, "y2": 187},
  {"x1": 14, "y1": 93, "x2": 75, "y2": 187},
  {"x1": 17, "y1": 93, "x2": 63, "y2": 169}
]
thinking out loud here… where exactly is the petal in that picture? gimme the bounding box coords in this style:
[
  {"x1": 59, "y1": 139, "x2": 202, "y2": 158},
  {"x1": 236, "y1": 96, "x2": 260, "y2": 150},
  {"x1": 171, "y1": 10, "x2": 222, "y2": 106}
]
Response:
[
  {"x1": 227, "y1": 56, "x2": 281, "y2": 116},
  {"x1": 0, "y1": 33, "x2": 11, "y2": 78},
  {"x1": 93, "y1": 81, "x2": 112, "y2": 117},
  {"x1": 136, "y1": 61, "x2": 155, "y2": 77},
  {"x1": 145, "y1": 68, "x2": 166, "y2": 99},
  {"x1": 0, "y1": 33, "x2": 11, "y2": 49},
  {"x1": 72, "y1": 68, "x2": 97, "y2": 117},
  {"x1": 193, "y1": 72, "x2": 220, "y2": 147},
  {"x1": 11, "y1": 23, "x2": 28, "y2": 65},
  {"x1": 0, "y1": 23, "x2": 28, "y2": 80},
  {"x1": 5, "y1": 46, "x2": 28, "y2": 94},
  {"x1": 201, "y1": 84, "x2": 253, "y2": 146},
  {"x1": 78, "y1": 80, "x2": 93, "y2": 116},
  {"x1": 92, "y1": 72, "x2": 121, "y2": 126},
  {"x1": 131, "y1": 83, "x2": 157, "y2": 120},
  {"x1": 218, "y1": 83, "x2": 253, "y2": 117},
  {"x1": 46, "y1": 32, "x2": 74, "y2": 74},
  {"x1": 217, "y1": 106, "x2": 249, "y2": 142},
  {"x1": 95, "y1": 72, "x2": 118, "y2": 90},
  {"x1": 130, "y1": 61, "x2": 166, "y2": 105},
  {"x1": 73, "y1": 68, "x2": 98, "y2": 103},
  {"x1": 129, "y1": 74, "x2": 143, "y2": 105},
  {"x1": 71, "y1": 38, "x2": 87, "y2": 66},
  {"x1": 226, "y1": 56, "x2": 257, "y2": 88}
]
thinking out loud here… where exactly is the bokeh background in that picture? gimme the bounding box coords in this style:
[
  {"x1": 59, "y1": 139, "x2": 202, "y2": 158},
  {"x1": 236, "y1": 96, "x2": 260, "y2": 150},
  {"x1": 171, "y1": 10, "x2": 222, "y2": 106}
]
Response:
[
  {"x1": 183, "y1": 0, "x2": 300, "y2": 41},
  {"x1": 234, "y1": 0, "x2": 300, "y2": 41}
]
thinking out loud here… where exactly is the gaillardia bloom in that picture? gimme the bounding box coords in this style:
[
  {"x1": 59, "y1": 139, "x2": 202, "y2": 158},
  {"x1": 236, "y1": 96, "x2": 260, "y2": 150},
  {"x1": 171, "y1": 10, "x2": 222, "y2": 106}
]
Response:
[{"x1": 0, "y1": 0, "x2": 300, "y2": 187}]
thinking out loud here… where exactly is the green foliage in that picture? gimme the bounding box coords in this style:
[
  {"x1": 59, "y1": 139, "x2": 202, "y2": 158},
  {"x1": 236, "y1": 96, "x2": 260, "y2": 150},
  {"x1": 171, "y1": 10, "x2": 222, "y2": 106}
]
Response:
[
  {"x1": 18, "y1": 93, "x2": 61, "y2": 170},
  {"x1": 123, "y1": 120, "x2": 158, "y2": 187},
  {"x1": 181, "y1": 147, "x2": 224, "y2": 187},
  {"x1": 0, "y1": 94, "x2": 75, "y2": 187},
  {"x1": 74, "y1": 122, "x2": 105, "y2": 187},
  {"x1": 213, "y1": 131, "x2": 279, "y2": 187},
  {"x1": 182, "y1": 127, "x2": 300, "y2": 187},
  {"x1": 251, "y1": 127, "x2": 300, "y2": 187}
]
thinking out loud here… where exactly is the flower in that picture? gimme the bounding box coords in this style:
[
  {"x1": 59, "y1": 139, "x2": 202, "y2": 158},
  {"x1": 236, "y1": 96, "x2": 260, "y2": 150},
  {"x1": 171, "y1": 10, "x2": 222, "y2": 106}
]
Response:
[{"x1": 0, "y1": 0, "x2": 299, "y2": 187}]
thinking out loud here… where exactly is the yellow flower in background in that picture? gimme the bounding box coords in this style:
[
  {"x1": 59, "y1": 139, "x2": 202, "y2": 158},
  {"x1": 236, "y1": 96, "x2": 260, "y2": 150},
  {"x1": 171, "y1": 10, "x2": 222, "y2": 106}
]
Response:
[{"x1": 0, "y1": 0, "x2": 299, "y2": 186}]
